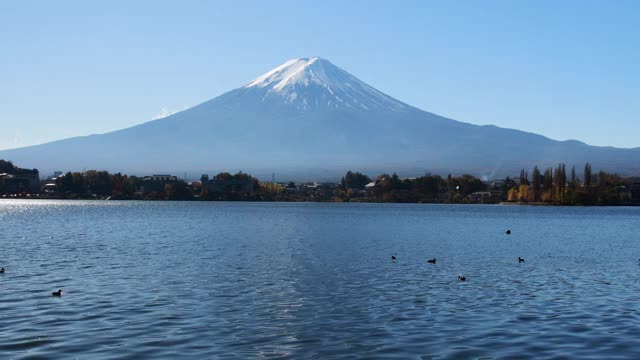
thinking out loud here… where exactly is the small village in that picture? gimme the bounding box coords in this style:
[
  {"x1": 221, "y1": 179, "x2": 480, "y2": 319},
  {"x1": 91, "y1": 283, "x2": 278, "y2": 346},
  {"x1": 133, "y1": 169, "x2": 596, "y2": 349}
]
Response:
[{"x1": 2, "y1": 160, "x2": 640, "y2": 205}]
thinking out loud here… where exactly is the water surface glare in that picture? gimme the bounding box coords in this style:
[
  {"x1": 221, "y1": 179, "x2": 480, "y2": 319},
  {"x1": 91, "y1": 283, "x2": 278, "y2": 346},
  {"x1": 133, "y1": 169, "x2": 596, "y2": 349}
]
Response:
[{"x1": 1, "y1": 200, "x2": 640, "y2": 359}]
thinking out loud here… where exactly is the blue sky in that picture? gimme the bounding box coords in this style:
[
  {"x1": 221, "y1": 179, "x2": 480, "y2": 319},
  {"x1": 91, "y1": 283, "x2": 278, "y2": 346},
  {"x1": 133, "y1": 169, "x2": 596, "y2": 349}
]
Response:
[{"x1": 1, "y1": 0, "x2": 638, "y2": 150}]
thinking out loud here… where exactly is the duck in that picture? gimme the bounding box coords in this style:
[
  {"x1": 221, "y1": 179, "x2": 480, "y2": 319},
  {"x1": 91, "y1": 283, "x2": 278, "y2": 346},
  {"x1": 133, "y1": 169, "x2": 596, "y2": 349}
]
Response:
[
  {"x1": 458, "y1": 276, "x2": 466, "y2": 281},
  {"x1": 52, "y1": 289, "x2": 63, "y2": 297},
  {"x1": 427, "y1": 258, "x2": 436, "y2": 264},
  {"x1": 518, "y1": 256, "x2": 525, "y2": 263},
  {"x1": 0, "y1": 267, "x2": 4, "y2": 274},
  {"x1": 391, "y1": 255, "x2": 397, "y2": 261},
  {"x1": 506, "y1": 229, "x2": 512, "y2": 235}
]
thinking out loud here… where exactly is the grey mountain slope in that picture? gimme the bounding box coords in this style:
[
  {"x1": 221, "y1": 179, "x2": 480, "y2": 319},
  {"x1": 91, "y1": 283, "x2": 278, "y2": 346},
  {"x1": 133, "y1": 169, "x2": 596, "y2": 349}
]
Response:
[{"x1": 1, "y1": 57, "x2": 639, "y2": 178}]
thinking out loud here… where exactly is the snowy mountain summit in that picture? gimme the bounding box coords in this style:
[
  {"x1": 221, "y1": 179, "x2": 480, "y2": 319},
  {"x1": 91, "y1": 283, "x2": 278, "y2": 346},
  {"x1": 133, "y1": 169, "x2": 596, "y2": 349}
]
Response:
[{"x1": 242, "y1": 57, "x2": 410, "y2": 112}]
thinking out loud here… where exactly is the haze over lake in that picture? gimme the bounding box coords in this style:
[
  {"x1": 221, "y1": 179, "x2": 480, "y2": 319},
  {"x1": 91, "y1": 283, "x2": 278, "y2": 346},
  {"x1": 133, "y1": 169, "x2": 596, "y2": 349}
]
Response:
[{"x1": 2, "y1": 200, "x2": 640, "y2": 359}]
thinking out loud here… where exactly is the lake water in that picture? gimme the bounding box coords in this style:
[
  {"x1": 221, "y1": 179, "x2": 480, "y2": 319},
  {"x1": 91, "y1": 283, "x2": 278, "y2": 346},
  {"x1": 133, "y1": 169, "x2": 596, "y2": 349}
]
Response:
[{"x1": 1, "y1": 200, "x2": 640, "y2": 359}]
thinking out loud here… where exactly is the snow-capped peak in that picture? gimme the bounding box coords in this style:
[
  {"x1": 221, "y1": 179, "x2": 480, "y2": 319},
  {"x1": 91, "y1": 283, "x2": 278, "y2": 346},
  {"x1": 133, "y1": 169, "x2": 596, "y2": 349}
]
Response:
[
  {"x1": 243, "y1": 57, "x2": 409, "y2": 112},
  {"x1": 245, "y1": 57, "x2": 321, "y2": 90}
]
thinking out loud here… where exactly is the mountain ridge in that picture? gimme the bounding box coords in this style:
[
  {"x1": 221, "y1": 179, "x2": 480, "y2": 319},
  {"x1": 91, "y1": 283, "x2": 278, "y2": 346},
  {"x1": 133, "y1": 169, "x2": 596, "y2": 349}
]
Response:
[{"x1": 1, "y1": 57, "x2": 639, "y2": 178}]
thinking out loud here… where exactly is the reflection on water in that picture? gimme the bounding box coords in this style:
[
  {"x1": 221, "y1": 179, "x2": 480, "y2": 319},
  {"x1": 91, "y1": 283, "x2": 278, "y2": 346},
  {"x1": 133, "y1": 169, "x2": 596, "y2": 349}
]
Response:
[{"x1": 1, "y1": 200, "x2": 640, "y2": 358}]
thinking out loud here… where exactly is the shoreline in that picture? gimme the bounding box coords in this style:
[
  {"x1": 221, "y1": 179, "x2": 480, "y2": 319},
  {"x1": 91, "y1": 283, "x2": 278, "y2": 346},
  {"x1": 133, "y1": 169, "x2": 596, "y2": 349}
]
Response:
[{"x1": 2, "y1": 196, "x2": 638, "y2": 207}]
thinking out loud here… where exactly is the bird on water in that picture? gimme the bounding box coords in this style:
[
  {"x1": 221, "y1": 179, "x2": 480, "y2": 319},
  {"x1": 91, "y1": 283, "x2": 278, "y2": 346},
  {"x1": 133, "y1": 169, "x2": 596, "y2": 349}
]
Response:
[
  {"x1": 506, "y1": 229, "x2": 512, "y2": 235},
  {"x1": 427, "y1": 258, "x2": 436, "y2": 264},
  {"x1": 391, "y1": 255, "x2": 397, "y2": 260},
  {"x1": 0, "y1": 267, "x2": 4, "y2": 274},
  {"x1": 52, "y1": 289, "x2": 63, "y2": 297},
  {"x1": 518, "y1": 257, "x2": 525, "y2": 263},
  {"x1": 458, "y1": 276, "x2": 466, "y2": 281}
]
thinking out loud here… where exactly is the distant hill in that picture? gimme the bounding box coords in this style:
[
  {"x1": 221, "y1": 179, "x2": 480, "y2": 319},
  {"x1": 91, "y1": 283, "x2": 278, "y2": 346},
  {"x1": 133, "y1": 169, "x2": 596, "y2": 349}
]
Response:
[
  {"x1": 0, "y1": 160, "x2": 19, "y2": 174},
  {"x1": 0, "y1": 159, "x2": 40, "y2": 193},
  {"x1": 1, "y1": 57, "x2": 639, "y2": 179},
  {"x1": 0, "y1": 159, "x2": 36, "y2": 175}
]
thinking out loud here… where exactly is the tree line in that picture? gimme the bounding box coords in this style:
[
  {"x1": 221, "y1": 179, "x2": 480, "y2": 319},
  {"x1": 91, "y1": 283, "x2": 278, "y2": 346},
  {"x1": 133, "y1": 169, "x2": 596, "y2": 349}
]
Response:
[
  {"x1": 335, "y1": 171, "x2": 487, "y2": 203},
  {"x1": 55, "y1": 171, "x2": 141, "y2": 199},
  {"x1": 53, "y1": 170, "x2": 265, "y2": 201},
  {"x1": 2, "y1": 158, "x2": 638, "y2": 205},
  {"x1": 509, "y1": 162, "x2": 637, "y2": 205},
  {"x1": 335, "y1": 163, "x2": 639, "y2": 205}
]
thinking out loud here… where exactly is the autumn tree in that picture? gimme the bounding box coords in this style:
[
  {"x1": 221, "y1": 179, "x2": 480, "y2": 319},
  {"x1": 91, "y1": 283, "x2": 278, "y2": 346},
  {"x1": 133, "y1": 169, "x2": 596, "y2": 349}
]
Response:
[{"x1": 519, "y1": 168, "x2": 529, "y2": 185}]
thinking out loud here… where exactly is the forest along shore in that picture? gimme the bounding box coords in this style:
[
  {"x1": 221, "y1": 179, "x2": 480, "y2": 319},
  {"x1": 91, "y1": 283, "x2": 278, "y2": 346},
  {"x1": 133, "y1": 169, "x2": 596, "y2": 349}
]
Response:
[{"x1": 2, "y1": 160, "x2": 639, "y2": 205}]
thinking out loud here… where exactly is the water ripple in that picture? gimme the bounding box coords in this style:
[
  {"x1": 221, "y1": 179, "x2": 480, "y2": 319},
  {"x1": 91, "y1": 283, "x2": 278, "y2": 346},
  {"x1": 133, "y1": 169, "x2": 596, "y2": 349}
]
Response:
[{"x1": 1, "y1": 201, "x2": 640, "y2": 358}]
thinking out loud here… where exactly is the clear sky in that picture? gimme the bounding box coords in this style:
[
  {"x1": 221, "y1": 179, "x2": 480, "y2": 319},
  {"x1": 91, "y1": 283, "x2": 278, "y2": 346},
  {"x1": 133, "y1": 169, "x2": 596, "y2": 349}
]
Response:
[{"x1": 1, "y1": 0, "x2": 638, "y2": 150}]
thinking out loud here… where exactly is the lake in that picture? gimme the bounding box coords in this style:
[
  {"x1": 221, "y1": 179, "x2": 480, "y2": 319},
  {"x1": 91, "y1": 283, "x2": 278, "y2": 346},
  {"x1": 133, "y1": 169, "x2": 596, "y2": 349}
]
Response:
[{"x1": 1, "y1": 200, "x2": 640, "y2": 359}]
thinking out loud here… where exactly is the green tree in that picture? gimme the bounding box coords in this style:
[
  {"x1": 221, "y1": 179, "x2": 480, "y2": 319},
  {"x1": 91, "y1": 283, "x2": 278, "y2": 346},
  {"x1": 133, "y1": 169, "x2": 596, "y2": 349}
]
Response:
[{"x1": 340, "y1": 171, "x2": 372, "y2": 190}]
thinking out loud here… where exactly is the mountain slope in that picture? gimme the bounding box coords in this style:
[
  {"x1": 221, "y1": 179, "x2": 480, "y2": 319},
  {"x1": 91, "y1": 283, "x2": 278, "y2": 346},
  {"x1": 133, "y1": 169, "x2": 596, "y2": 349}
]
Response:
[{"x1": 1, "y1": 57, "x2": 639, "y2": 178}]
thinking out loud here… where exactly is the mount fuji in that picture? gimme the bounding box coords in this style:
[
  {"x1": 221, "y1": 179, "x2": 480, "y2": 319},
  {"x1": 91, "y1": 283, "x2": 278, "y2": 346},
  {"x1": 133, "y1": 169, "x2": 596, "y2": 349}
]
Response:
[{"x1": 2, "y1": 57, "x2": 639, "y2": 179}]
